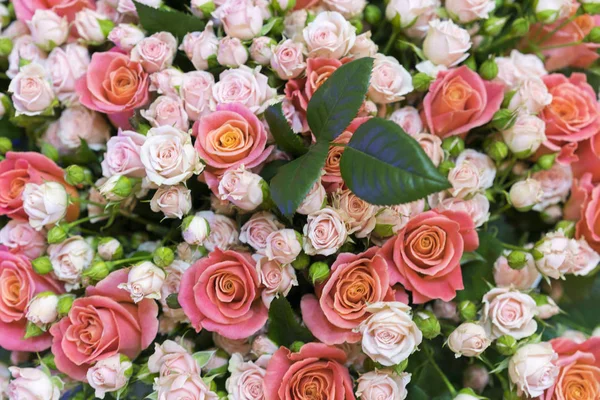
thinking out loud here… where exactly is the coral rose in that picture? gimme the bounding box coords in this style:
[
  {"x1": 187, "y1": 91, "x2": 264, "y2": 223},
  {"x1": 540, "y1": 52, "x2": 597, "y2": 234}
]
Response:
[
  {"x1": 539, "y1": 73, "x2": 600, "y2": 152},
  {"x1": 564, "y1": 173, "x2": 600, "y2": 252},
  {"x1": 13, "y1": 0, "x2": 92, "y2": 22},
  {"x1": 572, "y1": 134, "x2": 600, "y2": 183},
  {"x1": 0, "y1": 152, "x2": 78, "y2": 220},
  {"x1": 0, "y1": 251, "x2": 63, "y2": 352},
  {"x1": 49, "y1": 269, "x2": 159, "y2": 381},
  {"x1": 178, "y1": 248, "x2": 268, "y2": 339},
  {"x1": 76, "y1": 51, "x2": 149, "y2": 127},
  {"x1": 380, "y1": 210, "x2": 479, "y2": 303},
  {"x1": 264, "y1": 342, "x2": 355, "y2": 400},
  {"x1": 423, "y1": 66, "x2": 504, "y2": 138},
  {"x1": 300, "y1": 247, "x2": 394, "y2": 345}
]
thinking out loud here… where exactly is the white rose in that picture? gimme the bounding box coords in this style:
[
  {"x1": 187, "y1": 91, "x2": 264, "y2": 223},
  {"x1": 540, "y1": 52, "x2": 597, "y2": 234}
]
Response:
[
  {"x1": 536, "y1": 296, "x2": 560, "y2": 319},
  {"x1": 48, "y1": 236, "x2": 93, "y2": 291},
  {"x1": 531, "y1": 163, "x2": 572, "y2": 212},
  {"x1": 358, "y1": 302, "x2": 422, "y2": 366},
  {"x1": 297, "y1": 181, "x2": 326, "y2": 215},
  {"x1": 508, "y1": 343, "x2": 558, "y2": 397},
  {"x1": 303, "y1": 207, "x2": 348, "y2": 256},
  {"x1": 108, "y1": 23, "x2": 145, "y2": 52},
  {"x1": 495, "y1": 50, "x2": 547, "y2": 90},
  {"x1": 368, "y1": 53, "x2": 413, "y2": 104},
  {"x1": 385, "y1": 0, "x2": 436, "y2": 28},
  {"x1": 87, "y1": 354, "x2": 132, "y2": 399},
  {"x1": 356, "y1": 370, "x2": 411, "y2": 400},
  {"x1": 225, "y1": 353, "x2": 269, "y2": 400},
  {"x1": 22, "y1": 182, "x2": 68, "y2": 231},
  {"x1": 56, "y1": 106, "x2": 111, "y2": 152},
  {"x1": 271, "y1": 39, "x2": 305, "y2": 80},
  {"x1": 256, "y1": 258, "x2": 297, "y2": 306},
  {"x1": 97, "y1": 238, "x2": 122, "y2": 261},
  {"x1": 564, "y1": 238, "x2": 600, "y2": 276},
  {"x1": 508, "y1": 77, "x2": 553, "y2": 115},
  {"x1": 7, "y1": 35, "x2": 47, "y2": 80},
  {"x1": 349, "y1": 31, "x2": 378, "y2": 58},
  {"x1": 509, "y1": 179, "x2": 543, "y2": 211},
  {"x1": 448, "y1": 161, "x2": 481, "y2": 199},
  {"x1": 447, "y1": 322, "x2": 491, "y2": 358},
  {"x1": 141, "y1": 95, "x2": 189, "y2": 132},
  {"x1": 323, "y1": 0, "x2": 365, "y2": 18},
  {"x1": 445, "y1": 0, "x2": 495, "y2": 23},
  {"x1": 7, "y1": 367, "x2": 60, "y2": 400},
  {"x1": 118, "y1": 261, "x2": 166, "y2": 303},
  {"x1": 182, "y1": 214, "x2": 211, "y2": 246},
  {"x1": 240, "y1": 211, "x2": 284, "y2": 253},
  {"x1": 8, "y1": 63, "x2": 56, "y2": 116},
  {"x1": 131, "y1": 32, "x2": 178, "y2": 73},
  {"x1": 217, "y1": 36, "x2": 249, "y2": 68},
  {"x1": 214, "y1": 0, "x2": 263, "y2": 40},
  {"x1": 251, "y1": 335, "x2": 278, "y2": 357},
  {"x1": 423, "y1": 19, "x2": 471, "y2": 67},
  {"x1": 501, "y1": 113, "x2": 546, "y2": 158},
  {"x1": 456, "y1": 150, "x2": 496, "y2": 189},
  {"x1": 265, "y1": 229, "x2": 302, "y2": 265},
  {"x1": 179, "y1": 71, "x2": 215, "y2": 121},
  {"x1": 534, "y1": 230, "x2": 578, "y2": 279},
  {"x1": 198, "y1": 211, "x2": 241, "y2": 252},
  {"x1": 415, "y1": 60, "x2": 448, "y2": 78},
  {"x1": 535, "y1": 0, "x2": 574, "y2": 22},
  {"x1": 481, "y1": 287, "x2": 538, "y2": 340},
  {"x1": 218, "y1": 166, "x2": 265, "y2": 211},
  {"x1": 74, "y1": 9, "x2": 111, "y2": 44},
  {"x1": 140, "y1": 126, "x2": 203, "y2": 186},
  {"x1": 27, "y1": 9, "x2": 68, "y2": 51},
  {"x1": 25, "y1": 293, "x2": 59, "y2": 327},
  {"x1": 150, "y1": 185, "x2": 192, "y2": 219},
  {"x1": 302, "y1": 11, "x2": 356, "y2": 59},
  {"x1": 212, "y1": 65, "x2": 276, "y2": 114}
]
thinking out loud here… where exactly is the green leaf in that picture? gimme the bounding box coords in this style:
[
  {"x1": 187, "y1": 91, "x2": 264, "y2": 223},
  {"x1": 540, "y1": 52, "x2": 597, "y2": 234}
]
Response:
[
  {"x1": 267, "y1": 297, "x2": 315, "y2": 347},
  {"x1": 270, "y1": 142, "x2": 328, "y2": 218},
  {"x1": 306, "y1": 57, "x2": 373, "y2": 142},
  {"x1": 134, "y1": 2, "x2": 205, "y2": 38},
  {"x1": 340, "y1": 118, "x2": 450, "y2": 205},
  {"x1": 460, "y1": 251, "x2": 486, "y2": 265},
  {"x1": 61, "y1": 139, "x2": 98, "y2": 166},
  {"x1": 260, "y1": 159, "x2": 289, "y2": 182},
  {"x1": 192, "y1": 350, "x2": 217, "y2": 369},
  {"x1": 264, "y1": 102, "x2": 308, "y2": 157}
]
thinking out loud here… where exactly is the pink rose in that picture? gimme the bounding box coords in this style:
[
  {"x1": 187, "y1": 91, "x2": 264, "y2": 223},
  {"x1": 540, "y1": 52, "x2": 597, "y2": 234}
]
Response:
[
  {"x1": 481, "y1": 287, "x2": 537, "y2": 340},
  {"x1": 296, "y1": 181, "x2": 326, "y2": 215},
  {"x1": 13, "y1": 0, "x2": 93, "y2": 22},
  {"x1": 256, "y1": 257, "x2": 297, "y2": 306},
  {"x1": 301, "y1": 247, "x2": 394, "y2": 345},
  {"x1": 302, "y1": 11, "x2": 356, "y2": 59},
  {"x1": 159, "y1": 261, "x2": 190, "y2": 322},
  {"x1": 572, "y1": 135, "x2": 600, "y2": 183},
  {"x1": 413, "y1": 133, "x2": 443, "y2": 167},
  {"x1": 350, "y1": 31, "x2": 378, "y2": 58},
  {"x1": 332, "y1": 188, "x2": 377, "y2": 238},
  {"x1": 250, "y1": 36, "x2": 275, "y2": 65},
  {"x1": 157, "y1": 375, "x2": 218, "y2": 400},
  {"x1": 368, "y1": 54, "x2": 413, "y2": 104},
  {"x1": 193, "y1": 103, "x2": 273, "y2": 175},
  {"x1": 150, "y1": 68, "x2": 183, "y2": 98},
  {"x1": 8, "y1": 63, "x2": 56, "y2": 116},
  {"x1": 108, "y1": 23, "x2": 145, "y2": 52},
  {"x1": 76, "y1": 51, "x2": 149, "y2": 125},
  {"x1": 102, "y1": 129, "x2": 147, "y2": 178},
  {"x1": 0, "y1": 251, "x2": 63, "y2": 352},
  {"x1": 179, "y1": 71, "x2": 215, "y2": 121},
  {"x1": 73, "y1": 9, "x2": 109, "y2": 44},
  {"x1": 531, "y1": 163, "x2": 572, "y2": 211},
  {"x1": 265, "y1": 229, "x2": 302, "y2": 264},
  {"x1": 380, "y1": 210, "x2": 479, "y2": 303},
  {"x1": 303, "y1": 207, "x2": 348, "y2": 256},
  {"x1": 217, "y1": 36, "x2": 248, "y2": 68},
  {"x1": 131, "y1": 32, "x2": 177, "y2": 73},
  {"x1": 226, "y1": 353, "x2": 269, "y2": 400},
  {"x1": 141, "y1": 95, "x2": 189, "y2": 131},
  {"x1": 53, "y1": 106, "x2": 111, "y2": 152},
  {"x1": 7, "y1": 367, "x2": 60, "y2": 400},
  {"x1": 150, "y1": 185, "x2": 192, "y2": 219},
  {"x1": 389, "y1": 106, "x2": 423, "y2": 136},
  {"x1": 240, "y1": 211, "x2": 284, "y2": 253},
  {"x1": 27, "y1": 9, "x2": 68, "y2": 51},
  {"x1": 356, "y1": 370, "x2": 411, "y2": 400},
  {"x1": 212, "y1": 65, "x2": 276, "y2": 114},
  {"x1": 218, "y1": 166, "x2": 265, "y2": 211},
  {"x1": 271, "y1": 39, "x2": 305, "y2": 80},
  {"x1": 214, "y1": 0, "x2": 263, "y2": 40},
  {"x1": 0, "y1": 220, "x2": 46, "y2": 259},
  {"x1": 264, "y1": 343, "x2": 355, "y2": 400},
  {"x1": 148, "y1": 340, "x2": 199, "y2": 378},
  {"x1": 180, "y1": 22, "x2": 218, "y2": 71},
  {"x1": 178, "y1": 249, "x2": 268, "y2": 339},
  {"x1": 434, "y1": 193, "x2": 490, "y2": 228},
  {"x1": 50, "y1": 269, "x2": 159, "y2": 381},
  {"x1": 423, "y1": 66, "x2": 504, "y2": 138},
  {"x1": 87, "y1": 354, "x2": 132, "y2": 399},
  {"x1": 197, "y1": 211, "x2": 240, "y2": 252},
  {"x1": 7, "y1": 35, "x2": 46, "y2": 80},
  {"x1": 46, "y1": 43, "x2": 90, "y2": 105},
  {"x1": 423, "y1": 19, "x2": 471, "y2": 67}
]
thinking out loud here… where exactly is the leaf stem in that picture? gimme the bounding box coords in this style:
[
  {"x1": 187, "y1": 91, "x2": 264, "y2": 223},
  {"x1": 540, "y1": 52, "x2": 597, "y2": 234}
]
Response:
[{"x1": 424, "y1": 345, "x2": 457, "y2": 397}]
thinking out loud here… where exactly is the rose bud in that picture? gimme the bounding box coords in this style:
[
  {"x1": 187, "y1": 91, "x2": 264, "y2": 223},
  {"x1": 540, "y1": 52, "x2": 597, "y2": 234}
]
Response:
[
  {"x1": 150, "y1": 185, "x2": 192, "y2": 220},
  {"x1": 8, "y1": 367, "x2": 61, "y2": 400},
  {"x1": 532, "y1": 293, "x2": 560, "y2": 319},
  {"x1": 508, "y1": 343, "x2": 559, "y2": 397},
  {"x1": 22, "y1": 182, "x2": 68, "y2": 231},
  {"x1": 32, "y1": 256, "x2": 53, "y2": 275},
  {"x1": 191, "y1": 0, "x2": 216, "y2": 17},
  {"x1": 99, "y1": 175, "x2": 133, "y2": 201},
  {"x1": 0, "y1": 137, "x2": 12, "y2": 154},
  {"x1": 180, "y1": 22, "x2": 219, "y2": 71},
  {"x1": 414, "y1": 311, "x2": 441, "y2": 339},
  {"x1": 249, "y1": 36, "x2": 276, "y2": 65},
  {"x1": 501, "y1": 113, "x2": 546, "y2": 158},
  {"x1": 463, "y1": 364, "x2": 489, "y2": 394},
  {"x1": 423, "y1": 19, "x2": 471, "y2": 67},
  {"x1": 308, "y1": 261, "x2": 330, "y2": 285},
  {"x1": 448, "y1": 322, "x2": 491, "y2": 358},
  {"x1": 507, "y1": 250, "x2": 528, "y2": 270},
  {"x1": 108, "y1": 24, "x2": 145, "y2": 52},
  {"x1": 535, "y1": 0, "x2": 573, "y2": 23},
  {"x1": 47, "y1": 225, "x2": 69, "y2": 244},
  {"x1": 218, "y1": 166, "x2": 266, "y2": 211},
  {"x1": 25, "y1": 292, "x2": 59, "y2": 327},
  {"x1": 8, "y1": 63, "x2": 56, "y2": 117},
  {"x1": 509, "y1": 179, "x2": 543, "y2": 211},
  {"x1": 153, "y1": 246, "x2": 175, "y2": 268},
  {"x1": 181, "y1": 215, "x2": 211, "y2": 246},
  {"x1": 217, "y1": 36, "x2": 248, "y2": 68},
  {"x1": 458, "y1": 300, "x2": 477, "y2": 321},
  {"x1": 496, "y1": 335, "x2": 517, "y2": 356},
  {"x1": 117, "y1": 261, "x2": 166, "y2": 303},
  {"x1": 97, "y1": 237, "x2": 124, "y2": 261},
  {"x1": 87, "y1": 354, "x2": 133, "y2": 399},
  {"x1": 74, "y1": 9, "x2": 113, "y2": 45},
  {"x1": 57, "y1": 294, "x2": 75, "y2": 316},
  {"x1": 251, "y1": 334, "x2": 278, "y2": 357},
  {"x1": 65, "y1": 165, "x2": 86, "y2": 186},
  {"x1": 83, "y1": 260, "x2": 111, "y2": 283},
  {"x1": 27, "y1": 10, "x2": 68, "y2": 51},
  {"x1": 214, "y1": 0, "x2": 264, "y2": 41}
]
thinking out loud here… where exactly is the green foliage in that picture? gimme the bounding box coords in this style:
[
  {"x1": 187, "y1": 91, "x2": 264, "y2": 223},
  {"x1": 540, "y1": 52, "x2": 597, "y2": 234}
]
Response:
[
  {"x1": 134, "y1": 2, "x2": 205, "y2": 38},
  {"x1": 264, "y1": 102, "x2": 307, "y2": 157},
  {"x1": 267, "y1": 297, "x2": 315, "y2": 347}
]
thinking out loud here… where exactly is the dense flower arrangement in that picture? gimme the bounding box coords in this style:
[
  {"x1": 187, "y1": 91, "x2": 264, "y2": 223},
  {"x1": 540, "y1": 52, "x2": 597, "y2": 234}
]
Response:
[{"x1": 0, "y1": 0, "x2": 600, "y2": 398}]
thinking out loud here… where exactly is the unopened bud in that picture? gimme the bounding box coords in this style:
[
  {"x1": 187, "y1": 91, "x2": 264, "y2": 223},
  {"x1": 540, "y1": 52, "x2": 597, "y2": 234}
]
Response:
[
  {"x1": 0, "y1": 137, "x2": 12, "y2": 154},
  {"x1": 83, "y1": 260, "x2": 111, "y2": 281},
  {"x1": 507, "y1": 250, "x2": 528, "y2": 270},
  {"x1": 496, "y1": 334, "x2": 517, "y2": 356},
  {"x1": 491, "y1": 109, "x2": 516, "y2": 130},
  {"x1": 24, "y1": 321, "x2": 44, "y2": 339},
  {"x1": 413, "y1": 311, "x2": 441, "y2": 339},
  {"x1": 166, "y1": 293, "x2": 181, "y2": 309},
  {"x1": 412, "y1": 72, "x2": 433, "y2": 92},
  {"x1": 487, "y1": 141, "x2": 508, "y2": 162},
  {"x1": 41, "y1": 142, "x2": 59, "y2": 162},
  {"x1": 292, "y1": 252, "x2": 310, "y2": 270},
  {"x1": 309, "y1": 261, "x2": 330, "y2": 284},
  {"x1": 97, "y1": 237, "x2": 123, "y2": 261},
  {"x1": 32, "y1": 256, "x2": 53, "y2": 275},
  {"x1": 290, "y1": 341, "x2": 304, "y2": 352},
  {"x1": 364, "y1": 4, "x2": 382, "y2": 25},
  {"x1": 65, "y1": 165, "x2": 86, "y2": 186},
  {"x1": 458, "y1": 300, "x2": 477, "y2": 321},
  {"x1": 483, "y1": 17, "x2": 507, "y2": 36},
  {"x1": 153, "y1": 246, "x2": 174, "y2": 267},
  {"x1": 57, "y1": 294, "x2": 75, "y2": 316},
  {"x1": 438, "y1": 160, "x2": 455, "y2": 176},
  {"x1": 479, "y1": 58, "x2": 498, "y2": 81},
  {"x1": 442, "y1": 137, "x2": 465, "y2": 158},
  {"x1": 464, "y1": 55, "x2": 477, "y2": 71},
  {"x1": 555, "y1": 220, "x2": 575, "y2": 238},
  {"x1": 47, "y1": 225, "x2": 68, "y2": 244},
  {"x1": 536, "y1": 153, "x2": 556, "y2": 170},
  {"x1": 510, "y1": 17, "x2": 530, "y2": 37}
]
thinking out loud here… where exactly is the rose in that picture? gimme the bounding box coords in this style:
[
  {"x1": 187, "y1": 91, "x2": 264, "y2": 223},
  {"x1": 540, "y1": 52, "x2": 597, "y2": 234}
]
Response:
[
  {"x1": 213, "y1": 333, "x2": 251, "y2": 356},
  {"x1": 218, "y1": 166, "x2": 265, "y2": 211},
  {"x1": 240, "y1": 212, "x2": 284, "y2": 252},
  {"x1": 508, "y1": 343, "x2": 559, "y2": 398},
  {"x1": 198, "y1": 211, "x2": 241, "y2": 252},
  {"x1": 331, "y1": 188, "x2": 377, "y2": 238},
  {"x1": 131, "y1": 32, "x2": 178, "y2": 73},
  {"x1": 539, "y1": 73, "x2": 600, "y2": 152},
  {"x1": 542, "y1": 337, "x2": 600, "y2": 400},
  {"x1": 531, "y1": 163, "x2": 572, "y2": 211},
  {"x1": 423, "y1": 66, "x2": 504, "y2": 138},
  {"x1": 448, "y1": 161, "x2": 481, "y2": 199},
  {"x1": 7, "y1": 368, "x2": 60, "y2": 400},
  {"x1": 456, "y1": 150, "x2": 496, "y2": 190},
  {"x1": 463, "y1": 365, "x2": 489, "y2": 393},
  {"x1": 385, "y1": 0, "x2": 436, "y2": 28},
  {"x1": 87, "y1": 354, "x2": 132, "y2": 399},
  {"x1": 141, "y1": 96, "x2": 189, "y2": 131},
  {"x1": 212, "y1": 66, "x2": 276, "y2": 114},
  {"x1": 389, "y1": 106, "x2": 423, "y2": 136},
  {"x1": 572, "y1": 134, "x2": 600, "y2": 182},
  {"x1": 157, "y1": 375, "x2": 218, "y2": 400},
  {"x1": 180, "y1": 22, "x2": 219, "y2": 71},
  {"x1": 301, "y1": 247, "x2": 394, "y2": 345},
  {"x1": 350, "y1": 31, "x2": 378, "y2": 58},
  {"x1": 434, "y1": 193, "x2": 490, "y2": 228},
  {"x1": 265, "y1": 229, "x2": 302, "y2": 264},
  {"x1": 423, "y1": 19, "x2": 471, "y2": 67},
  {"x1": 102, "y1": 129, "x2": 147, "y2": 178},
  {"x1": 150, "y1": 185, "x2": 192, "y2": 219},
  {"x1": 108, "y1": 23, "x2": 145, "y2": 52},
  {"x1": 0, "y1": 152, "x2": 79, "y2": 220},
  {"x1": 368, "y1": 54, "x2": 413, "y2": 104},
  {"x1": 270, "y1": 39, "x2": 305, "y2": 80},
  {"x1": 481, "y1": 287, "x2": 538, "y2": 340},
  {"x1": 323, "y1": 0, "x2": 366, "y2": 18},
  {"x1": 447, "y1": 322, "x2": 491, "y2": 357},
  {"x1": 256, "y1": 258, "x2": 297, "y2": 306},
  {"x1": 509, "y1": 179, "x2": 543, "y2": 211},
  {"x1": 6, "y1": 35, "x2": 47, "y2": 80},
  {"x1": 446, "y1": 0, "x2": 494, "y2": 23},
  {"x1": 373, "y1": 200, "x2": 426, "y2": 240},
  {"x1": 2, "y1": 20, "x2": 29, "y2": 40},
  {"x1": 118, "y1": 262, "x2": 166, "y2": 303},
  {"x1": 534, "y1": 230, "x2": 575, "y2": 279},
  {"x1": 250, "y1": 36, "x2": 275, "y2": 65},
  {"x1": 46, "y1": 43, "x2": 90, "y2": 105},
  {"x1": 563, "y1": 238, "x2": 600, "y2": 276},
  {"x1": 27, "y1": 9, "x2": 68, "y2": 50},
  {"x1": 50, "y1": 269, "x2": 159, "y2": 381},
  {"x1": 493, "y1": 250, "x2": 541, "y2": 290},
  {"x1": 22, "y1": 182, "x2": 68, "y2": 231},
  {"x1": 226, "y1": 353, "x2": 269, "y2": 400},
  {"x1": 356, "y1": 370, "x2": 411, "y2": 400},
  {"x1": 535, "y1": 0, "x2": 575, "y2": 23},
  {"x1": 178, "y1": 248, "x2": 268, "y2": 339},
  {"x1": 283, "y1": 10, "x2": 308, "y2": 40},
  {"x1": 494, "y1": 50, "x2": 548, "y2": 90},
  {"x1": 303, "y1": 207, "x2": 348, "y2": 256},
  {"x1": 508, "y1": 77, "x2": 553, "y2": 115},
  {"x1": 380, "y1": 210, "x2": 478, "y2": 303},
  {"x1": 214, "y1": 0, "x2": 263, "y2": 40},
  {"x1": 47, "y1": 236, "x2": 93, "y2": 291},
  {"x1": 8, "y1": 63, "x2": 56, "y2": 116},
  {"x1": 217, "y1": 36, "x2": 248, "y2": 68},
  {"x1": 564, "y1": 174, "x2": 600, "y2": 252},
  {"x1": 304, "y1": 57, "x2": 342, "y2": 100},
  {"x1": 297, "y1": 181, "x2": 326, "y2": 215},
  {"x1": 179, "y1": 71, "x2": 215, "y2": 121},
  {"x1": 13, "y1": 0, "x2": 92, "y2": 22},
  {"x1": 501, "y1": 113, "x2": 546, "y2": 158},
  {"x1": 302, "y1": 11, "x2": 356, "y2": 59},
  {"x1": 0, "y1": 220, "x2": 46, "y2": 259},
  {"x1": 159, "y1": 261, "x2": 190, "y2": 322},
  {"x1": 54, "y1": 106, "x2": 111, "y2": 152},
  {"x1": 0, "y1": 251, "x2": 63, "y2": 352},
  {"x1": 97, "y1": 238, "x2": 122, "y2": 261},
  {"x1": 182, "y1": 214, "x2": 211, "y2": 246},
  {"x1": 414, "y1": 133, "x2": 444, "y2": 167},
  {"x1": 263, "y1": 343, "x2": 355, "y2": 400},
  {"x1": 251, "y1": 335, "x2": 278, "y2": 357},
  {"x1": 193, "y1": 103, "x2": 273, "y2": 175},
  {"x1": 148, "y1": 340, "x2": 200, "y2": 378},
  {"x1": 73, "y1": 9, "x2": 109, "y2": 44},
  {"x1": 140, "y1": 126, "x2": 202, "y2": 186},
  {"x1": 358, "y1": 302, "x2": 422, "y2": 366}
]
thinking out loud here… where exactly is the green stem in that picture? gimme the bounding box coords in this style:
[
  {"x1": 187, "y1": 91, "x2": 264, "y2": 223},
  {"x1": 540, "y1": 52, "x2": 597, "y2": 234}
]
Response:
[
  {"x1": 67, "y1": 212, "x2": 113, "y2": 228},
  {"x1": 110, "y1": 255, "x2": 152, "y2": 268},
  {"x1": 69, "y1": 196, "x2": 105, "y2": 208},
  {"x1": 424, "y1": 345, "x2": 457, "y2": 397},
  {"x1": 480, "y1": 356, "x2": 509, "y2": 390},
  {"x1": 118, "y1": 210, "x2": 168, "y2": 234},
  {"x1": 539, "y1": 40, "x2": 582, "y2": 50},
  {"x1": 384, "y1": 29, "x2": 400, "y2": 54},
  {"x1": 499, "y1": 242, "x2": 529, "y2": 252}
]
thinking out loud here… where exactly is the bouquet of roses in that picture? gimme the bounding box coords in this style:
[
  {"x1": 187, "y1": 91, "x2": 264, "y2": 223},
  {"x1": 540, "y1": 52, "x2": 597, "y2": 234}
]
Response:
[{"x1": 0, "y1": 0, "x2": 600, "y2": 397}]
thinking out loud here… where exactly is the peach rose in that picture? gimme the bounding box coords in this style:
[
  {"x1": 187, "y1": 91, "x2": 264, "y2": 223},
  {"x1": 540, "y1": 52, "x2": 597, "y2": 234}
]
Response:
[
  {"x1": 304, "y1": 57, "x2": 342, "y2": 100},
  {"x1": 572, "y1": 134, "x2": 600, "y2": 183},
  {"x1": 301, "y1": 247, "x2": 394, "y2": 345},
  {"x1": 331, "y1": 188, "x2": 377, "y2": 238},
  {"x1": 256, "y1": 258, "x2": 297, "y2": 306},
  {"x1": 564, "y1": 173, "x2": 600, "y2": 252},
  {"x1": 380, "y1": 210, "x2": 479, "y2": 303},
  {"x1": 423, "y1": 66, "x2": 504, "y2": 138}
]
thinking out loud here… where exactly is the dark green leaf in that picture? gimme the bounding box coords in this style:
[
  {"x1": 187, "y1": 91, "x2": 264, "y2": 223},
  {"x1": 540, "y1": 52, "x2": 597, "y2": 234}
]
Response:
[
  {"x1": 270, "y1": 142, "x2": 328, "y2": 218},
  {"x1": 460, "y1": 251, "x2": 486, "y2": 265},
  {"x1": 267, "y1": 297, "x2": 315, "y2": 346},
  {"x1": 0, "y1": 117, "x2": 23, "y2": 140},
  {"x1": 260, "y1": 159, "x2": 289, "y2": 182},
  {"x1": 340, "y1": 118, "x2": 450, "y2": 205},
  {"x1": 61, "y1": 140, "x2": 98, "y2": 166},
  {"x1": 134, "y1": 2, "x2": 204, "y2": 38},
  {"x1": 264, "y1": 102, "x2": 308, "y2": 157},
  {"x1": 306, "y1": 57, "x2": 373, "y2": 142},
  {"x1": 549, "y1": 274, "x2": 600, "y2": 333}
]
